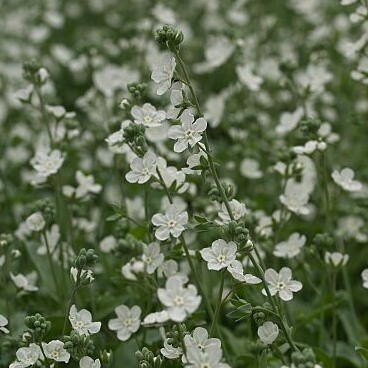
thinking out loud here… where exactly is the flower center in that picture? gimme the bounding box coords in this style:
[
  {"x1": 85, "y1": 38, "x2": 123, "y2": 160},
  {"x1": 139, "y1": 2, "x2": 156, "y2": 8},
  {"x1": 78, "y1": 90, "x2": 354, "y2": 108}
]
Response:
[
  {"x1": 145, "y1": 256, "x2": 152, "y2": 264},
  {"x1": 184, "y1": 129, "x2": 194, "y2": 138},
  {"x1": 276, "y1": 282, "x2": 285, "y2": 290},
  {"x1": 51, "y1": 351, "x2": 59, "y2": 359},
  {"x1": 217, "y1": 254, "x2": 226, "y2": 263},
  {"x1": 142, "y1": 168, "x2": 150, "y2": 176},
  {"x1": 123, "y1": 318, "x2": 132, "y2": 327},
  {"x1": 144, "y1": 115, "x2": 153, "y2": 124},
  {"x1": 75, "y1": 320, "x2": 84, "y2": 328},
  {"x1": 174, "y1": 295, "x2": 184, "y2": 306},
  {"x1": 201, "y1": 364, "x2": 210, "y2": 368},
  {"x1": 167, "y1": 219, "x2": 177, "y2": 228}
]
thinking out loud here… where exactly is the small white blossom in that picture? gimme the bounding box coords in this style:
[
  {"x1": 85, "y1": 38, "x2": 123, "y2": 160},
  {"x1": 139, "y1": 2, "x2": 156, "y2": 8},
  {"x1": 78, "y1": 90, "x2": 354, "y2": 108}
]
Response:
[
  {"x1": 142, "y1": 243, "x2": 164, "y2": 274},
  {"x1": 324, "y1": 252, "x2": 349, "y2": 267},
  {"x1": 9, "y1": 344, "x2": 42, "y2": 368},
  {"x1": 361, "y1": 269, "x2": 368, "y2": 289},
  {"x1": 31, "y1": 149, "x2": 64, "y2": 178},
  {"x1": 200, "y1": 239, "x2": 237, "y2": 271},
  {"x1": 74, "y1": 171, "x2": 102, "y2": 198},
  {"x1": 151, "y1": 54, "x2": 176, "y2": 95},
  {"x1": 263, "y1": 267, "x2": 302, "y2": 301},
  {"x1": 276, "y1": 108, "x2": 304, "y2": 135},
  {"x1": 331, "y1": 168, "x2": 362, "y2": 192},
  {"x1": 151, "y1": 204, "x2": 188, "y2": 241},
  {"x1": 257, "y1": 321, "x2": 279, "y2": 345},
  {"x1": 236, "y1": 65, "x2": 263, "y2": 91},
  {"x1": 131, "y1": 103, "x2": 166, "y2": 128},
  {"x1": 70, "y1": 267, "x2": 94, "y2": 283},
  {"x1": 69, "y1": 305, "x2": 101, "y2": 336},
  {"x1": 157, "y1": 275, "x2": 201, "y2": 322},
  {"x1": 227, "y1": 260, "x2": 261, "y2": 284},
  {"x1": 161, "y1": 339, "x2": 183, "y2": 359},
  {"x1": 26, "y1": 212, "x2": 45, "y2": 232},
  {"x1": 42, "y1": 340, "x2": 70, "y2": 363},
  {"x1": 10, "y1": 272, "x2": 38, "y2": 292},
  {"x1": 37, "y1": 224, "x2": 60, "y2": 255},
  {"x1": 217, "y1": 199, "x2": 247, "y2": 224},
  {"x1": 168, "y1": 109, "x2": 207, "y2": 153},
  {"x1": 273, "y1": 233, "x2": 306, "y2": 259},
  {"x1": 79, "y1": 356, "x2": 101, "y2": 368},
  {"x1": 125, "y1": 151, "x2": 157, "y2": 184},
  {"x1": 0, "y1": 314, "x2": 9, "y2": 334},
  {"x1": 99, "y1": 235, "x2": 117, "y2": 253},
  {"x1": 108, "y1": 305, "x2": 141, "y2": 341},
  {"x1": 142, "y1": 310, "x2": 170, "y2": 325},
  {"x1": 280, "y1": 189, "x2": 310, "y2": 216},
  {"x1": 240, "y1": 158, "x2": 263, "y2": 179}
]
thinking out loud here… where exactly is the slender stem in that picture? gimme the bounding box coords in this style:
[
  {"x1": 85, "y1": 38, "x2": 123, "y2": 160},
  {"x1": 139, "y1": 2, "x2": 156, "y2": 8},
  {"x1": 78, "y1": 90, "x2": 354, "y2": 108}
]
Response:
[
  {"x1": 34, "y1": 85, "x2": 53, "y2": 146},
  {"x1": 331, "y1": 271, "x2": 337, "y2": 368},
  {"x1": 42, "y1": 231, "x2": 60, "y2": 296},
  {"x1": 210, "y1": 269, "x2": 225, "y2": 336},
  {"x1": 156, "y1": 168, "x2": 173, "y2": 203},
  {"x1": 62, "y1": 270, "x2": 81, "y2": 335}
]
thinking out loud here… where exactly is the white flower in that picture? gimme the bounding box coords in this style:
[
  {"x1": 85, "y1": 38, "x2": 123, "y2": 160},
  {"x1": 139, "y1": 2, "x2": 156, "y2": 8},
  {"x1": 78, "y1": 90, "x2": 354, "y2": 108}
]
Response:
[
  {"x1": 74, "y1": 171, "x2": 102, "y2": 198},
  {"x1": 257, "y1": 321, "x2": 279, "y2": 345},
  {"x1": 69, "y1": 305, "x2": 101, "y2": 336},
  {"x1": 9, "y1": 344, "x2": 42, "y2": 368},
  {"x1": 218, "y1": 199, "x2": 247, "y2": 224},
  {"x1": 121, "y1": 258, "x2": 144, "y2": 280},
  {"x1": 42, "y1": 340, "x2": 70, "y2": 363},
  {"x1": 79, "y1": 356, "x2": 101, "y2": 368},
  {"x1": 168, "y1": 109, "x2": 207, "y2": 153},
  {"x1": 236, "y1": 65, "x2": 263, "y2": 91},
  {"x1": 262, "y1": 267, "x2": 302, "y2": 301},
  {"x1": 151, "y1": 54, "x2": 176, "y2": 95},
  {"x1": 31, "y1": 149, "x2": 64, "y2": 177},
  {"x1": 167, "y1": 82, "x2": 185, "y2": 119},
  {"x1": 227, "y1": 260, "x2": 261, "y2": 284},
  {"x1": 37, "y1": 224, "x2": 60, "y2": 255},
  {"x1": 99, "y1": 235, "x2": 117, "y2": 253},
  {"x1": 70, "y1": 267, "x2": 94, "y2": 283},
  {"x1": 0, "y1": 314, "x2": 9, "y2": 334},
  {"x1": 157, "y1": 275, "x2": 201, "y2": 322},
  {"x1": 26, "y1": 212, "x2": 45, "y2": 232},
  {"x1": 125, "y1": 151, "x2": 157, "y2": 184},
  {"x1": 131, "y1": 103, "x2": 166, "y2": 128},
  {"x1": 10, "y1": 272, "x2": 38, "y2": 292},
  {"x1": 151, "y1": 204, "x2": 188, "y2": 241},
  {"x1": 240, "y1": 158, "x2": 263, "y2": 179},
  {"x1": 161, "y1": 339, "x2": 183, "y2": 359},
  {"x1": 292, "y1": 140, "x2": 327, "y2": 155},
  {"x1": 156, "y1": 157, "x2": 187, "y2": 193},
  {"x1": 273, "y1": 233, "x2": 306, "y2": 259},
  {"x1": 324, "y1": 252, "x2": 349, "y2": 267},
  {"x1": 279, "y1": 189, "x2": 310, "y2": 216},
  {"x1": 184, "y1": 327, "x2": 230, "y2": 368},
  {"x1": 200, "y1": 239, "x2": 237, "y2": 271},
  {"x1": 142, "y1": 243, "x2": 164, "y2": 274},
  {"x1": 331, "y1": 168, "x2": 362, "y2": 192},
  {"x1": 142, "y1": 310, "x2": 170, "y2": 325},
  {"x1": 276, "y1": 107, "x2": 304, "y2": 135},
  {"x1": 108, "y1": 305, "x2": 141, "y2": 341},
  {"x1": 361, "y1": 269, "x2": 368, "y2": 289}
]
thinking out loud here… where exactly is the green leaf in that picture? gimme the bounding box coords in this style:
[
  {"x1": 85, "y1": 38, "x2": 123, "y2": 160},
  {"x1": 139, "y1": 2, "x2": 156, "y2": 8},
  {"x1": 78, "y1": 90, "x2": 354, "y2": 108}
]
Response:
[{"x1": 355, "y1": 346, "x2": 368, "y2": 361}]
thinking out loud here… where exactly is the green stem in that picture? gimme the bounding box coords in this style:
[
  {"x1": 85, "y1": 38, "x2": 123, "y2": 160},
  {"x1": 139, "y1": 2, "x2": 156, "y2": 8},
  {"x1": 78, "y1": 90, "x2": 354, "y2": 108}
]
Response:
[
  {"x1": 209, "y1": 269, "x2": 225, "y2": 336},
  {"x1": 62, "y1": 270, "x2": 81, "y2": 335},
  {"x1": 34, "y1": 85, "x2": 53, "y2": 146},
  {"x1": 331, "y1": 271, "x2": 337, "y2": 368},
  {"x1": 42, "y1": 231, "x2": 60, "y2": 296}
]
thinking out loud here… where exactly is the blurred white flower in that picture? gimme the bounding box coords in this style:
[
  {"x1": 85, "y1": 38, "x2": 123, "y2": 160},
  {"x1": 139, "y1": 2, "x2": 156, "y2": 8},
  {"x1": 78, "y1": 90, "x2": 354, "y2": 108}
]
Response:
[
  {"x1": 161, "y1": 339, "x2": 182, "y2": 359},
  {"x1": 69, "y1": 305, "x2": 101, "y2": 336},
  {"x1": 151, "y1": 204, "x2": 188, "y2": 241},
  {"x1": 276, "y1": 107, "x2": 304, "y2": 135},
  {"x1": 273, "y1": 233, "x2": 306, "y2": 259},
  {"x1": 361, "y1": 269, "x2": 368, "y2": 289},
  {"x1": 79, "y1": 356, "x2": 101, "y2": 368},
  {"x1": 257, "y1": 321, "x2": 279, "y2": 344},
  {"x1": 10, "y1": 272, "x2": 38, "y2": 292},
  {"x1": 168, "y1": 109, "x2": 207, "y2": 153},
  {"x1": 331, "y1": 168, "x2": 362, "y2": 192},
  {"x1": 37, "y1": 224, "x2": 60, "y2": 256},
  {"x1": 263, "y1": 267, "x2": 302, "y2": 301},
  {"x1": 217, "y1": 199, "x2": 247, "y2": 224},
  {"x1": 42, "y1": 340, "x2": 70, "y2": 363},
  {"x1": 142, "y1": 243, "x2": 164, "y2": 274},
  {"x1": 99, "y1": 235, "x2": 117, "y2": 253},
  {"x1": 240, "y1": 158, "x2": 263, "y2": 179},
  {"x1": 31, "y1": 149, "x2": 64, "y2": 178},
  {"x1": 9, "y1": 344, "x2": 42, "y2": 368},
  {"x1": 324, "y1": 252, "x2": 349, "y2": 268},
  {"x1": 131, "y1": 103, "x2": 166, "y2": 128},
  {"x1": 236, "y1": 65, "x2": 263, "y2": 91},
  {"x1": 158, "y1": 275, "x2": 201, "y2": 322},
  {"x1": 200, "y1": 239, "x2": 237, "y2": 271},
  {"x1": 142, "y1": 310, "x2": 169, "y2": 325},
  {"x1": 26, "y1": 212, "x2": 45, "y2": 232},
  {"x1": 108, "y1": 305, "x2": 141, "y2": 341},
  {"x1": 151, "y1": 54, "x2": 176, "y2": 95},
  {"x1": 0, "y1": 314, "x2": 9, "y2": 334},
  {"x1": 227, "y1": 260, "x2": 261, "y2": 284}
]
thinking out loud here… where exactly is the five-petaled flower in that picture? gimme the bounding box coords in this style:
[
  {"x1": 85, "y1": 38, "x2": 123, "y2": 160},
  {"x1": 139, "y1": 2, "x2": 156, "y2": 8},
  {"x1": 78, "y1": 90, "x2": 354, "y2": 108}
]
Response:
[
  {"x1": 125, "y1": 151, "x2": 157, "y2": 184},
  {"x1": 69, "y1": 304, "x2": 101, "y2": 336},
  {"x1": 108, "y1": 305, "x2": 141, "y2": 341}
]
